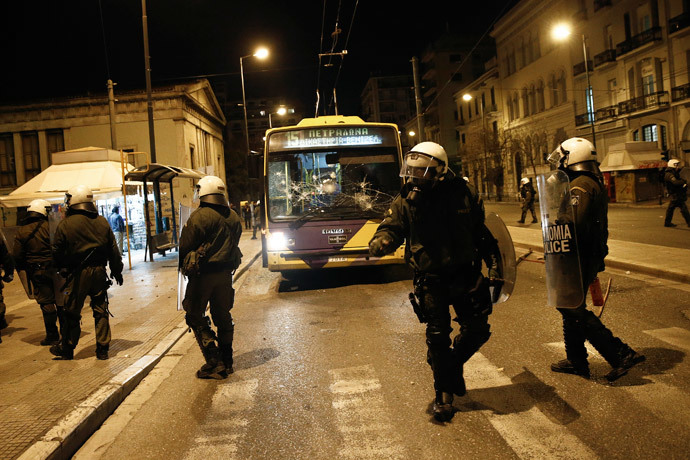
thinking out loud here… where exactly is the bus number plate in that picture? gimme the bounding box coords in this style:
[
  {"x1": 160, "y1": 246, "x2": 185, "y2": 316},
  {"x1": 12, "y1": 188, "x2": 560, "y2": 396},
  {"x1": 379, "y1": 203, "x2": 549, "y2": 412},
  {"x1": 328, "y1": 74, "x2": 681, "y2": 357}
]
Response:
[{"x1": 328, "y1": 256, "x2": 347, "y2": 263}]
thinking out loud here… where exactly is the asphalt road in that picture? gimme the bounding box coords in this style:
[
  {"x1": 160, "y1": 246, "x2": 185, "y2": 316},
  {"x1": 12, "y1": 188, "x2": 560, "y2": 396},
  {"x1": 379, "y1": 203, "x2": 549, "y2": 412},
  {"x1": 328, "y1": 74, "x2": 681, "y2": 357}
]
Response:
[
  {"x1": 486, "y1": 201, "x2": 690, "y2": 250},
  {"x1": 75, "y1": 250, "x2": 690, "y2": 459}
]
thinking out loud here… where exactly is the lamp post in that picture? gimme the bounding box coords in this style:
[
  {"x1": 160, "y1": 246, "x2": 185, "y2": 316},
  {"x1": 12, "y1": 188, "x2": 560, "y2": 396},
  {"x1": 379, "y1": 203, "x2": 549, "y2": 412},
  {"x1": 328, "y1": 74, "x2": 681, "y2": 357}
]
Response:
[
  {"x1": 463, "y1": 92, "x2": 491, "y2": 200},
  {"x1": 240, "y1": 47, "x2": 268, "y2": 200},
  {"x1": 268, "y1": 106, "x2": 288, "y2": 128},
  {"x1": 553, "y1": 23, "x2": 596, "y2": 148}
]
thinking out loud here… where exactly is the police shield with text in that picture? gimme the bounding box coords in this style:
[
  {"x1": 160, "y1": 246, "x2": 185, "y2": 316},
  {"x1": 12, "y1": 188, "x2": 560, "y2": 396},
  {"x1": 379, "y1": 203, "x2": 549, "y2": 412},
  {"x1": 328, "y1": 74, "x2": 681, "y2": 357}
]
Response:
[
  {"x1": 541, "y1": 137, "x2": 645, "y2": 381},
  {"x1": 50, "y1": 185, "x2": 123, "y2": 360},
  {"x1": 179, "y1": 176, "x2": 242, "y2": 380},
  {"x1": 13, "y1": 199, "x2": 61, "y2": 346},
  {"x1": 369, "y1": 141, "x2": 507, "y2": 422}
]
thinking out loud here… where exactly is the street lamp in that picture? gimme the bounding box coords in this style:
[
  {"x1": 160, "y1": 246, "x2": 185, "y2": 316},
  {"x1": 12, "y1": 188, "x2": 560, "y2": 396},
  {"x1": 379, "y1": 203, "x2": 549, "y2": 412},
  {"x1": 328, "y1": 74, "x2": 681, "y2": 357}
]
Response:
[
  {"x1": 552, "y1": 23, "x2": 596, "y2": 148},
  {"x1": 240, "y1": 46, "x2": 269, "y2": 200},
  {"x1": 268, "y1": 106, "x2": 287, "y2": 128},
  {"x1": 462, "y1": 92, "x2": 491, "y2": 200}
]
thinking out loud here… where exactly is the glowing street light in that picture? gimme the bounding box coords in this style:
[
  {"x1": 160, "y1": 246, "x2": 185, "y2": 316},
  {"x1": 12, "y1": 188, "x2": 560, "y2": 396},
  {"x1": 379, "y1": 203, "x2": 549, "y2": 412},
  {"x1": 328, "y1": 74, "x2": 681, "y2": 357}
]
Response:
[
  {"x1": 269, "y1": 106, "x2": 289, "y2": 128},
  {"x1": 552, "y1": 23, "x2": 596, "y2": 147}
]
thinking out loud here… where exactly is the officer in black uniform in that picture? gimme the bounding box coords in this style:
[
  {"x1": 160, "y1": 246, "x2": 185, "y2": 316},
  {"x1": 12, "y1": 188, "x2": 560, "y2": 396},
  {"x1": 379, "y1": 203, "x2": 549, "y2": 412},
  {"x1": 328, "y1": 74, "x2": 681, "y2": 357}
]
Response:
[
  {"x1": 548, "y1": 137, "x2": 645, "y2": 381},
  {"x1": 13, "y1": 199, "x2": 60, "y2": 346},
  {"x1": 663, "y1": 159, "x2": 690, "y2": 227},
  {"x1": 50, "y1": 185, "x2": 123, "y2": 360},
  {"x1": 517, "y1": 177, "x2": 538, "y2": 224},
  {"x1": 0, "y1": 238, "x2": 14, "y2": 344},
  {"x1": 180, "y1": 175, "x2": 242, "y2": 380},
  {"x1": 369, "y1": 141, "x2": 500, "y2": 422}
]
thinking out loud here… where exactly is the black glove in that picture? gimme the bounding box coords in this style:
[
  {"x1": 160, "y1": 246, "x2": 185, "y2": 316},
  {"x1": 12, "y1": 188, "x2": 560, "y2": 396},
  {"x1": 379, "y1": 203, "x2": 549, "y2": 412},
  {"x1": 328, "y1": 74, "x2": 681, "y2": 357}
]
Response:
[
  {"x1": 2, "y1": 273, "x2": 13, "y2": 283},
  {"x1": 112, "y1": 272, "x2": 123, "y2": 286},
  {"x1": 487, "y1": 253, "x2": 501, "y2": 281},
  {"x1": 369, "y1": 236, "x2": 393, "y2": 257}
]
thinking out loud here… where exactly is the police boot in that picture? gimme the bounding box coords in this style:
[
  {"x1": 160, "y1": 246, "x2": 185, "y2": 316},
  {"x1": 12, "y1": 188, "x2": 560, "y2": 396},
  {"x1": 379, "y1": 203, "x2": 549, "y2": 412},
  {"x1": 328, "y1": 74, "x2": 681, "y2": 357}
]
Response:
[
  {"x1": 96, "y1": 344, "x2": 109, "y2": 360},
  {"x1": 40, "y1": 306, "x2": 60, "y2": 346},
  {"x1": 219, "y1": 343, "x2": 234, "y2": 375},
  {"x1": 531, "y1": 212, "x2": 538, "y2": 223},
  {"x1": 452, "y1": 361, "x2": 466, "y2": 397},
  {"x1": 550, "y1": 359, "x2": 590, "y2": 378},
  {"x1": 192, "y1": 325, "x2": 226, "y2": 380},
  {"x1": 432, "y1": 391, "x2": 455, "y2": 422},
  {"x1": 605, "y1": 348, "x2": 645, "y2": 382},
  {"x1": 49, "y1": 344, "x2": 74, "y2": 360}
]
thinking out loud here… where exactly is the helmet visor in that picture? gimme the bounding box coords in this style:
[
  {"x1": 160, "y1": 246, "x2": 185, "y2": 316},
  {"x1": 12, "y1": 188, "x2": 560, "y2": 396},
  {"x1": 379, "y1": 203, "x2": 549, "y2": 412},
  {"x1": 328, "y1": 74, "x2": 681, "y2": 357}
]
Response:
[
  {"x1": 547, "y1": 146, "x2": 564, "y2": 166},
  {"x1": 400, "y1": 152, "x2": 441, "y2": 180}
]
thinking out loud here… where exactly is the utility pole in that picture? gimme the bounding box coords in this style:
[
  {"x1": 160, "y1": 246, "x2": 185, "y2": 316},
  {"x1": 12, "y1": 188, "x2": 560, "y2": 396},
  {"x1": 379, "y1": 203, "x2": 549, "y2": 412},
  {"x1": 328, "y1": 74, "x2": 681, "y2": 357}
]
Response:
[
  {"x1": 411, "y1": 56, "x2": 425, "y2": 142},
  {"x1": 141, "y1": 0, "x2": 162, "y2": 234},
  {"x1": 107, "y1": 79, "x2": 118, "y2": 150}
]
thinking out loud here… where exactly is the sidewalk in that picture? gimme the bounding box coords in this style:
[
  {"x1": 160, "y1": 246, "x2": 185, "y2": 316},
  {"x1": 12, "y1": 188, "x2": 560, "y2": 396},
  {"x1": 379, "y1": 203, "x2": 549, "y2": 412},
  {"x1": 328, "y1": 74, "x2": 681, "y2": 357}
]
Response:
[
  {"x1": 508, "y1": 225, "x2": 690, "y2": 284},
  {"x1": 0, "y1": 229, "x2": 263, "y2": 460}
]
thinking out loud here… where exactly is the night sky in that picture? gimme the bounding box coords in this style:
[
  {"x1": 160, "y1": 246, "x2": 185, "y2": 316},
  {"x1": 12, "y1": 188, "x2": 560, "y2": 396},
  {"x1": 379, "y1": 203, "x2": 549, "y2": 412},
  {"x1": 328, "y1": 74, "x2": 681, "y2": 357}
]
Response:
[{"x1": 1, "y1": 0, "x2": 516, "y2": 115}]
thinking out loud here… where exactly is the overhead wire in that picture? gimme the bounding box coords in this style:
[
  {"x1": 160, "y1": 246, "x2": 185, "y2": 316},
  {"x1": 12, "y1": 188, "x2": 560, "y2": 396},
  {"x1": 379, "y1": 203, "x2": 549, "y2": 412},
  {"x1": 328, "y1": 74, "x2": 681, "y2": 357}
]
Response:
[{"x1": 327, "y1": 0, "x2": 359, "y2": 113}]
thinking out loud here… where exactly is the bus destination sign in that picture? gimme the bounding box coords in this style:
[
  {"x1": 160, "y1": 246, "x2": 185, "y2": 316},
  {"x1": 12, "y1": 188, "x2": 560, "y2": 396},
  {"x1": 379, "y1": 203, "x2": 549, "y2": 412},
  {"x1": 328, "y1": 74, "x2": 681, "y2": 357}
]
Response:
[{"x1": 269, "y1": 126, "x2": 397, "y2": 151}]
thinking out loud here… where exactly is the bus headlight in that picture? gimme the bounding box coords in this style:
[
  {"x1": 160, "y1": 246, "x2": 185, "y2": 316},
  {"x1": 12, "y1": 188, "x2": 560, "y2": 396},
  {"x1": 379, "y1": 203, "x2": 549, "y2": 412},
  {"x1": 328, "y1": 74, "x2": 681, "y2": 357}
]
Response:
[{"x1": 267, "y1": 232, "x2": 288, "y2": 251}]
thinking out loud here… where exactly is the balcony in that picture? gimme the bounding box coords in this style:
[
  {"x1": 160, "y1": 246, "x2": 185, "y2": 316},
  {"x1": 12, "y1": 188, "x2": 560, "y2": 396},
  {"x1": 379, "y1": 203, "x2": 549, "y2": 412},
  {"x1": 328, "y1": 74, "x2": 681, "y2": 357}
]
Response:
[
  {"x1": 575, "y1": 112, "x2": 594, "y2": 126},
  {"x1": 615, "y1": 26, "x2": 662, "y2": 57},
  {"x1": 594, "y1": 49, "x2": 616, "y2": 67},
  {"x1": 617, "y1": 91, "x2": 669, "y2": 115},
  {"x1": 671, "y1": 83, "x2": 690, "y2": 102},
  {"x1": 595, "y1": 105, "x2": 617, "y2": 121},
  {"x1": 573, "y1": 60, "x2": 594, "y2": 76},
  {"x1": 594, "y1": 0, "x2": 611, "y2": 11},
  {"x1": 669, "y1": 12, "x2": 690, "y2": 34}
]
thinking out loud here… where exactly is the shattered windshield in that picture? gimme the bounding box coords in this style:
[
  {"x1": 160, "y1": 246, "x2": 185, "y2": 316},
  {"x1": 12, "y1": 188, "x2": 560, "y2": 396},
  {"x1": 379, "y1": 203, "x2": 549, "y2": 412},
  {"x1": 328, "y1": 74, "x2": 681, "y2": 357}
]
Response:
[{"x1": 267, "y1": 147, "x2": 401, "y2": 221}]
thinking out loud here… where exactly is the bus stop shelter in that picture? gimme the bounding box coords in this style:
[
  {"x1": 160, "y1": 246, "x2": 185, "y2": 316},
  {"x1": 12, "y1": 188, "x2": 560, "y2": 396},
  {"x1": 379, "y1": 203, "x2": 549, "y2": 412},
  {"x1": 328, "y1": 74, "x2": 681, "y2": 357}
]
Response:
[{"x1": 124, "y1": 163, "x2": 205, "y2": 261}]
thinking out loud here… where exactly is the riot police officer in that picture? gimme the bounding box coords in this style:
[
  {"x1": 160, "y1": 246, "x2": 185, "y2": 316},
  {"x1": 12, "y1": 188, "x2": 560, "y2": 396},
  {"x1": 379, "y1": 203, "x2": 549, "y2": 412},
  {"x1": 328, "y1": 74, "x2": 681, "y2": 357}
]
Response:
[
  {"x1": 369, "y1": 141, "x2": 501, "y2": 422},
  {"x1": 548, "y1": 137, "x2": 644, "y2": 381},
  {"x1": 663, "y1": 159, "x2": 690, "y2": 227},
  {"x1": 13, "y1": 199, "x2": 60, "y2": 346},
  {"x1": 179, "y1": 176, "x2": 242, "y2": 380},
  {"x1": 0, "y1": 238, "x2": 14, "y2": 344},
  {"x1": 517, "y1": 177, "x2": 538, "y2": 224},
  {"x1": 50, "y1": 185, "x2": 123, "y2": 360}
]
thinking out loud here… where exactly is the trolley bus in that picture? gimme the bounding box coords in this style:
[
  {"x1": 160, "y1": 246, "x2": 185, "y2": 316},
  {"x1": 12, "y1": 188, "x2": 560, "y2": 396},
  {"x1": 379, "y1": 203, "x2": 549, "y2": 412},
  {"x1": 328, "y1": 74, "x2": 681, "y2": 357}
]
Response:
[{"x1": 261, "y1": 115, "x2": 406, "y2": 272}]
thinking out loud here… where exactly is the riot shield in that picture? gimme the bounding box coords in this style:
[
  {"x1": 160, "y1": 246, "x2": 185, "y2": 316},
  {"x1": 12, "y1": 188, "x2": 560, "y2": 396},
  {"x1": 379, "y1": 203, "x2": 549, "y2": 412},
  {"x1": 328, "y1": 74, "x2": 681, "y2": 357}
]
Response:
[
  {"x1": 0, "y1": 226, "x2": 34, "y2": 299},
  {"x1": 484, "y1": 212, "x2": 516, "y2": 304},
  {"x1": 536, "y1": 170, "x2": 584, "y2": 308},
  {"x1": 177, "y1": 203, "x2": 193, "y2": 311}
]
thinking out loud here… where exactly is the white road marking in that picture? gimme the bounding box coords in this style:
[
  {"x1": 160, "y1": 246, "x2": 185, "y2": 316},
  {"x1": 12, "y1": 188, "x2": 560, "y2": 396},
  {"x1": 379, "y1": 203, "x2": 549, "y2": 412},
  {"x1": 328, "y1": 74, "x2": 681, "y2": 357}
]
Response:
[
  {"x1": 643, "y1": 327, "x2": 690, "y2": 352},
  {"x1": 329, "y1": 364, "x2": 406, "y2": 460},
  {"x1": 465, "y1": 354, "x2": 599, "y2": 460},
  {"x1": 183, "y1": 378, "x2": 259, "y2": 460}
]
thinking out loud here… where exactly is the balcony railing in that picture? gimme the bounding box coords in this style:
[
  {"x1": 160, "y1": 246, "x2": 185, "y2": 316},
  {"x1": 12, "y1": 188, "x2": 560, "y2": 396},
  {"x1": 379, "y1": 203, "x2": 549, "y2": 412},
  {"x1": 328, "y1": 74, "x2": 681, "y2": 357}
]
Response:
[
  {"x1": 593, "y1": 49, "x2": 616, "y2": 67},
  {"x1": 669, "y1": 12, "x2": 690, "y2": 34},
  {"x1": 575, "y1": 112, "x2": 594, "y2": 126},
  {"x1": 573, "y1": 60, "x2": 594, "y2": 76},
  {"x1": 617, "y1": 91, "x2": 669, "y2": 115},
  {"x1": 615, "y1": 26, "x2": 662, "y2": 57},
  {"x1": 671, "y1": 83, "x2": 690, "y2": 102},
  {"x1": 595, "y1": 105, "x2": 617, "y2": 121},
  {"x1": 594, "y1": 0, "x2": 612, "y2": 11}
]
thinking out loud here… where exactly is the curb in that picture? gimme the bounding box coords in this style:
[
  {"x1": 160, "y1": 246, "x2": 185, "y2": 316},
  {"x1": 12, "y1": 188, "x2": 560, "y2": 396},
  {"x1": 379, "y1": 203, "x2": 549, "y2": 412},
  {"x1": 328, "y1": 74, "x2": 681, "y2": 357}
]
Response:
[
  {"x1": 18, "y1": 250, "x2": 263, "y2": 460},
  {"x1": 513, "y1": 241, "x2": 690, "y2": 285}
]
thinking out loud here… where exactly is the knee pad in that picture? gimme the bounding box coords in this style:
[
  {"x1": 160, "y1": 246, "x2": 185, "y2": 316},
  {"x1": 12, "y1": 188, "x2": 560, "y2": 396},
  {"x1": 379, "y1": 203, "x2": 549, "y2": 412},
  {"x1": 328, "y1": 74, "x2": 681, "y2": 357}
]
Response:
[{"x1": 40, "y1": 303, "x2": 57, "y2": 314}]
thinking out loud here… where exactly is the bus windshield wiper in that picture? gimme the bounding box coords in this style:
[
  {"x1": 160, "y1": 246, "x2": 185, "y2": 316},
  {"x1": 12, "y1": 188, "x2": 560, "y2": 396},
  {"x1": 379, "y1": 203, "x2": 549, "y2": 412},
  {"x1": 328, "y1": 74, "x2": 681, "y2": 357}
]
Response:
[{"x1": 289, "y1": 207, "x2": 328, "y2": 229}]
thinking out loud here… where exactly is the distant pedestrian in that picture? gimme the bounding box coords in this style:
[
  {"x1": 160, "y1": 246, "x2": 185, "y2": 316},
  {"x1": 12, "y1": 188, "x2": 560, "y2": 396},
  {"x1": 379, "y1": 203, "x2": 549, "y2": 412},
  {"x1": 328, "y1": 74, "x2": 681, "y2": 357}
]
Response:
[
  {"x1": 546, "y1": 137, "x2": 645, "y2": 382},
  {"x1": 0, "y1": 237, "x2": 14, "y2": 345},
  {"x1": 663, "y1": 159, "x2": 690, "y2": 227},
  {"x1": 243, "y1": 203, "x2": 251, "y2": 230},
  {"x1": 51, "y1": 185, "x2": 123, "y2": 360},
  {"x1": 251, "y1": 201, "x2": 261, "y2": 240},
  {"x1": 517, "y1": 177, "x2": 538, "y2": 224},
  {"x1": 108, "y1": 205, "x2": 125, "y2": 254},
  {"x1": 13, "y1": 199, "x2": 61, "y2": 346}
]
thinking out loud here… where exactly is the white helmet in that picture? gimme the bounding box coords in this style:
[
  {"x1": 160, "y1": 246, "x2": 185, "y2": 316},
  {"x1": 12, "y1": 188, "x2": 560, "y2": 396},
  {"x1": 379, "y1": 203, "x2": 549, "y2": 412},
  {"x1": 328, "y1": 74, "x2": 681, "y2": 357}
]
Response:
[
  {"x1": 65, "y1": 185, "x2": 97, "y2": 213},
  {"x1": 27, "y1": 199, "x2": 51, "y2": 217},
  {"x1": 196, "y1": 175, "x2": 229, "y2": 207},
  {"x1": 400, "y1": 141, "x2": 449, "y2": 182},
  {"x1": 548, "y1": 137, "x2": 598, "y2": 172},
  {"x1": 668, "y1": 159, "x2": 681, "y2": 169},
  {"x1": 520, "y1": 177, "x2": 530, "y2": 185}
]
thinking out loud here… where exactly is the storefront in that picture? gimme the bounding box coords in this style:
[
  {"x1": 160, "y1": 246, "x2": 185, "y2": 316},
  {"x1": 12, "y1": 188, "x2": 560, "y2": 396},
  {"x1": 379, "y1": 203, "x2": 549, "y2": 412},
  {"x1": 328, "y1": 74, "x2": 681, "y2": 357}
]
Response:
[{"x1": 599, "y1": 142, "x2": 667, "y2": 203}]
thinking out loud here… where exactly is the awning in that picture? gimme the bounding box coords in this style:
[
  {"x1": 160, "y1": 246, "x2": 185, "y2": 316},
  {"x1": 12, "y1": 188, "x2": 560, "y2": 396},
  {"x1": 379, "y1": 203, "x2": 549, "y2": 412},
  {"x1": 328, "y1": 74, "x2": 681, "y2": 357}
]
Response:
[
  {"x1": 600, "y1": 141, "x2": 667, "y2": 172},
  {"x1": 0, "y1": 146, "x2": 135, "y2": 207},
  {"x1": 124, "y1": 163, "x2": 205, "y2": 183}
]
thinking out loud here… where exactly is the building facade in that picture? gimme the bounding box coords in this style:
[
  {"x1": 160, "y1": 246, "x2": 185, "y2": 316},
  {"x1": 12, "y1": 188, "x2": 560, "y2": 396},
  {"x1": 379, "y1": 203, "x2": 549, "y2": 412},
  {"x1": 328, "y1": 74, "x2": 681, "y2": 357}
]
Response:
[
  {"x1": 0, "y1": 79, "x2": 226, "y2": 210},
  {"x1": 360, "y1": 75, "x2": 416, "y2": 134}
]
